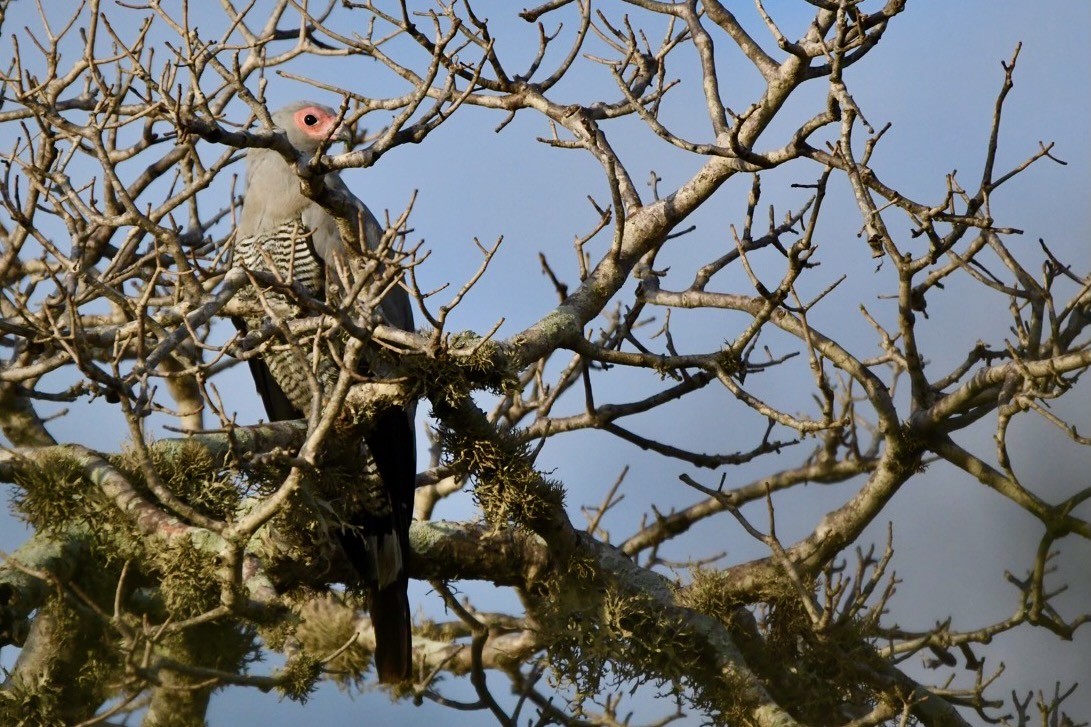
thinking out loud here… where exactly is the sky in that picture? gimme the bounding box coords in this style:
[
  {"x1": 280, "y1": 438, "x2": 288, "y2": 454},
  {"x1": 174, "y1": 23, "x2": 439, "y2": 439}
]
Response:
[{"x1": 0, "y1": 0, "x2": 1089, "y2": 724}]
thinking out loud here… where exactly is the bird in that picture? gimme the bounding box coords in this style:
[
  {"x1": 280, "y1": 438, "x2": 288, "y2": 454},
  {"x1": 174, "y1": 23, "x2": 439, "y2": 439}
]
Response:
[{"x1": 233, "y1": 101, "x2": 415, "y2": 683}]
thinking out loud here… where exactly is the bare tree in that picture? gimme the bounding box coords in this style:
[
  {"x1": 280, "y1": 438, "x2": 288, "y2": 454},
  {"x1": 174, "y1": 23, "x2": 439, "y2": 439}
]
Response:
[{"x1": 0, "y1": 1, "x2": 1087, "y2": 725}]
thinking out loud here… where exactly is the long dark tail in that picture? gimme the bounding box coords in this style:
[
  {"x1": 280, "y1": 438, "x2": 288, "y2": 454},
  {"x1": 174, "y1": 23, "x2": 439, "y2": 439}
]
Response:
[
  {"x1": 369, "y1": 579, "x2": 412, "y2": 683},
  {"x1": 359, "y1": 406, "x2": 416, "y2": 683}
]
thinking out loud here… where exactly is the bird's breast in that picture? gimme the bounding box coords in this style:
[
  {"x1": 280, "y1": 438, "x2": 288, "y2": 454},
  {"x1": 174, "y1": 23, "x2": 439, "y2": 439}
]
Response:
[{"x1": 235, "y1": 218, "x2": 325, "y2": 296}]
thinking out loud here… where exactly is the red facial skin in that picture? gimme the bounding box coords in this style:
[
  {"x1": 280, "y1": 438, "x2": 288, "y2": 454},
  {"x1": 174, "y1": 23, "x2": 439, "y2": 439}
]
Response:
[{"x1": 292, "y1": 105, "x2": 341, "y2": 143}]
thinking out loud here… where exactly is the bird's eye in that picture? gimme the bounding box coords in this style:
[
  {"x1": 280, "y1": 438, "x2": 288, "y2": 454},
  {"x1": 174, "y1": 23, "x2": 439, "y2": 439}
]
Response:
[{"x1": 303, "y1": 113, "x2": 319, "y2": 126}]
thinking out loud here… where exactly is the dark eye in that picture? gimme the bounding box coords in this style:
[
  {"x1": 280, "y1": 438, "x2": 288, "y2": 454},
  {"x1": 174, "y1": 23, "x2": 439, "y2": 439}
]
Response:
[{"x1": 303, "y1": 113, "x2": 319, "y2": 126}]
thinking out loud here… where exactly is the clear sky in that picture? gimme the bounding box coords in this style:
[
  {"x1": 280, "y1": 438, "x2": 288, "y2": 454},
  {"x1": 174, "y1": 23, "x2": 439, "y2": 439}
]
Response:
[{"x1": 1, "y1": 1, "x2": 1088, "y2": 724}]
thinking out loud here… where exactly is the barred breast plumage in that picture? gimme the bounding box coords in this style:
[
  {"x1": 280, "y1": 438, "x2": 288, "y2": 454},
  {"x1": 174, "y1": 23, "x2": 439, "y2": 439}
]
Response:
[{"x1": 234, "y1": 217, "x2": 336, "y2": 414}]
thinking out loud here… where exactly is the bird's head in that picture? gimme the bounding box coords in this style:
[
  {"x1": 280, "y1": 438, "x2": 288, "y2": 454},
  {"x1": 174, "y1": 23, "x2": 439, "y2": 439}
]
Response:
[{"x1": 270, "y1": 102, "x2": 349, "y2": 154}]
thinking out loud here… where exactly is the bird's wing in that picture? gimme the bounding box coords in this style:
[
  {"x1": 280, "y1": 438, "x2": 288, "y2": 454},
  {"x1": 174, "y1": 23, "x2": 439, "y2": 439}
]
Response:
[
  {"x1": 232, "y1": 316, "x2": 302, "y2": 422},
  {"x1": 302, "y1": 175, "x2": 415, "y2": 333}
]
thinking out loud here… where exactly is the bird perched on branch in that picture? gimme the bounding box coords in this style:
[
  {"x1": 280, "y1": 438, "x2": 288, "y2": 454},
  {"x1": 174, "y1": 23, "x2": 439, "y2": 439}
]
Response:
[{"x1": 233, "y1": 101, "x2": 415, "y2": 683}]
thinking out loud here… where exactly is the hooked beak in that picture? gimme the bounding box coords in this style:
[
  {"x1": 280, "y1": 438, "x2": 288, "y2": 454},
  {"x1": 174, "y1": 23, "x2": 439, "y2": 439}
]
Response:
[{"x1": 333, "y1": 122, "x2": 352, "y2": 146}]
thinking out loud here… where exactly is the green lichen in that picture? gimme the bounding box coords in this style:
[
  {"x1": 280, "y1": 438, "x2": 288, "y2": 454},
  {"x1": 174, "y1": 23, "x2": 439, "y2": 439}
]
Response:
[
  {"x1": 436, "y1": 416, "x2": 564, "y2": 529},
  {"x1": 277, "y1": 652, "x2": 323, "y2": 703},
  {"x1": 537, "y1": 569, "x2": 728, "y2": 718},
  {"x1": 154, "y1": 538, "x2": 220, "y2": 619},
  {"x1": 681, "y1": 565, "x2": 883, "y2": 726},
  {"x1": 294, "y1": 591, "x2": 371, "y2": 688},
  {"x1": 11, "y1": 450, "x2": 102, "y2": 537},
  {"x1": 0, "y1": 596, "x2": 120, "y2": 725},
  {"x1": 404, "y1": 331, "x2": 520, "y2": 406},
  {"x1": 115, "y1": 439, "x2": 240, "y2": 521}
]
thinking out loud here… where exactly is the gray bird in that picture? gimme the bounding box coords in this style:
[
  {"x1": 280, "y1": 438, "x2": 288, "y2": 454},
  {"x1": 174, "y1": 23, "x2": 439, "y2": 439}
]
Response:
[{"x1": 234, "y1": 101, "x2": 415, "y2": 683}]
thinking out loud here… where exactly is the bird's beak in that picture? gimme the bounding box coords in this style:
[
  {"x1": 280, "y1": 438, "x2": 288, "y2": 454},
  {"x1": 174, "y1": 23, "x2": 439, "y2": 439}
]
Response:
[{"x1": 334, "y1": 123, "x2": 351, "y2": 146}]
